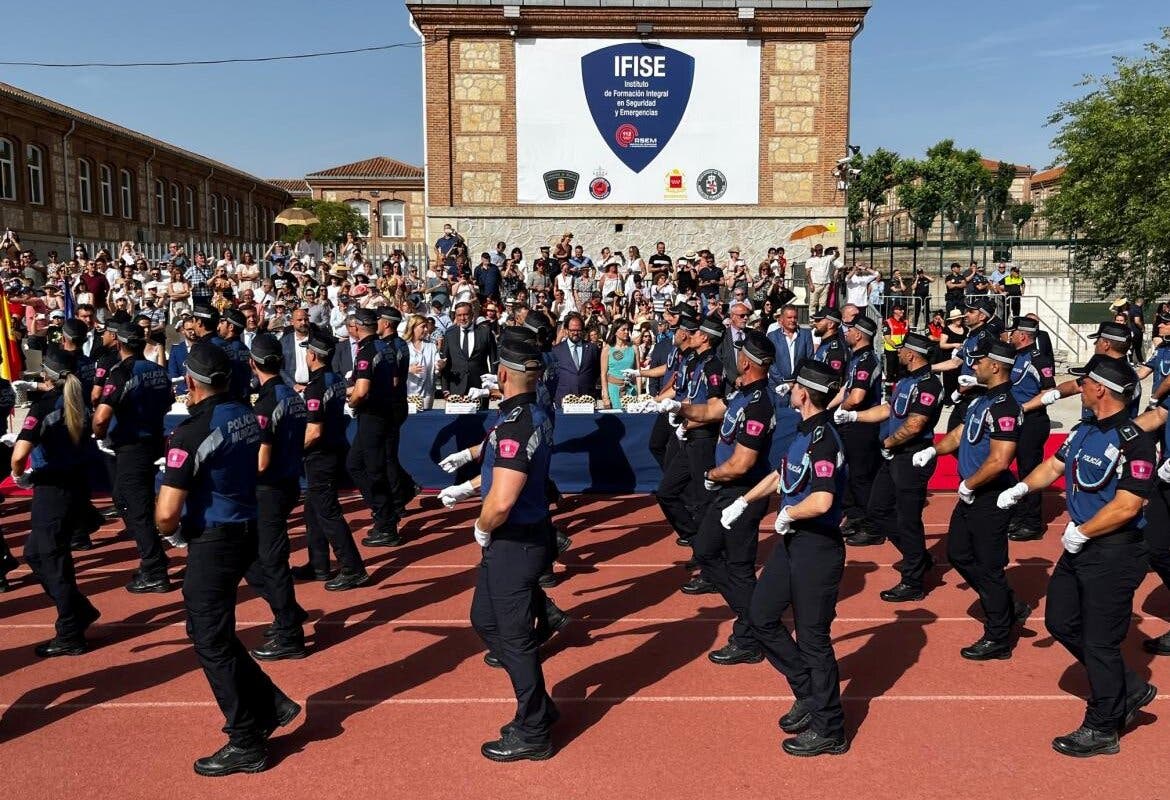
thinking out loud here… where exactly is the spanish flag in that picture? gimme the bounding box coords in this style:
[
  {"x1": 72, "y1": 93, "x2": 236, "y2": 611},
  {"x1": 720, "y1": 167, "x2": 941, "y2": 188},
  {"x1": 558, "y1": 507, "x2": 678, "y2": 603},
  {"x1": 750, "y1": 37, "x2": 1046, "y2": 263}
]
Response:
[{"x1": 0, "y1": 294, "x2": 16, "y2": 381}]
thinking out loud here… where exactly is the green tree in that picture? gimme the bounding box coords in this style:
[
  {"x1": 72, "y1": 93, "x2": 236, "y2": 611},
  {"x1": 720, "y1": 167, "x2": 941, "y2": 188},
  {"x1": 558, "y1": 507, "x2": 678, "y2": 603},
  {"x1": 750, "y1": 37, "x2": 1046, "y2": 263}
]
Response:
[
  {"x1": 894, "y1": 159, "x2": 943, "y2": 272},
  {"x1": 279, "y1": 198, "x2": 370, "y2": 247},
  {"x1": 1046, "y1": 28, "x2": 1170, "y2": 299},
  {"x1": 923, "y1": 140, "x2": 991, "y2": 261},
  {"x1": 984, "y1": 162, "x2": 1017, "y2": 235},
  {"x1": 1009, "y1": 201, "x2": 1036, "y2": 240}
]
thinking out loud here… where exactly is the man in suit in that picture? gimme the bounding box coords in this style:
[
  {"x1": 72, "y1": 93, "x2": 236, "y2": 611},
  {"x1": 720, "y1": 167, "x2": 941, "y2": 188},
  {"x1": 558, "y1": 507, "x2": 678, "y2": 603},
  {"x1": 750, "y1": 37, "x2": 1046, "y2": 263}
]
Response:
[
  {"x1": 767, "y1": 304, "x2": 813, "y2": 408},
  {"x1": 438, "y1": 301, "x2": 496, "y2": 396},
  {"x1": 332, "y1": 315, "x2": 358, "y2": 378},
  {"x1": 718, "y1": 301, "x2": 751, "y2": 386},
  {"x1": 279, "y1": 307, "x2": 315, "y2": 390},
  {"x1": 168, "y1": 316, "x2": 197, "y2": 395},
  {"x1": 550, "y1": 312, "x2": 601, "y2": 407}
]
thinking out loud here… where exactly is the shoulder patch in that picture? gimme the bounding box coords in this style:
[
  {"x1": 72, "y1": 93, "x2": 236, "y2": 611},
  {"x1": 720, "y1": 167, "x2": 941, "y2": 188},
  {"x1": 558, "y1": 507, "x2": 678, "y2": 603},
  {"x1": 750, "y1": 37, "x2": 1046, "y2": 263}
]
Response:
[
  {"x1": 1119, "y1": 424, "x2": 1139, "y2": 442},
  {"x1": 749, "y1": 389, "x2": 762, "y2": 403},
  {"x1": 505, "y1": 405, "x2": 524, "y2": 423}
]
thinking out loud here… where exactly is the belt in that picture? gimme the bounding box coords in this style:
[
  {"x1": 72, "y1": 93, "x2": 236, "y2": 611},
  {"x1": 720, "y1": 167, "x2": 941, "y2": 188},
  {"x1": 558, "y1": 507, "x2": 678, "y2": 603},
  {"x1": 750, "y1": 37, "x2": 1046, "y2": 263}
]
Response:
[
  {"x1": 493, "y1": 519, "x2": 552, "y2": 542},
  {"x1": 685, "y1": 427, "x2": 717, "y2": 440},
  {"x1": 1023, "y1": 408, "x2": 1049, "y2": 419},
  {"x1": 1087, "y1": 529, "x2": 1144, "y2": 547},
  {"x1": 189, "y1": 521, "x2": 257, "y2": 543},
  {"x1": 891, "y1": 441, "x2": 933, "y2": 456}
]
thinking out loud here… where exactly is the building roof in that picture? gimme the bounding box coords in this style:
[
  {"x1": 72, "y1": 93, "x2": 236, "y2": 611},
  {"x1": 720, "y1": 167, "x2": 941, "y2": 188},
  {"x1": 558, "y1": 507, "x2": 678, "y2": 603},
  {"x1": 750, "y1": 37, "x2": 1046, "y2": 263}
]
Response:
[
  {"x1": 981, "y1": 158, "x2": 1036, "y2": 175},
  {"x1": 305, "y1": 156, "x2": 424, "y2": 181},
  {"x1": 409, "y1": 0, "x2": 871, "y2": 6},
  {"x1": 0, "y1": 81, "x2": 288, "y2": 195},
  {"x1": 267, "y1": 178, "x2": 313, "y2": 196},
  {"x1": 1031, "y1": 166, "x2": 1065, "y2": 184}
]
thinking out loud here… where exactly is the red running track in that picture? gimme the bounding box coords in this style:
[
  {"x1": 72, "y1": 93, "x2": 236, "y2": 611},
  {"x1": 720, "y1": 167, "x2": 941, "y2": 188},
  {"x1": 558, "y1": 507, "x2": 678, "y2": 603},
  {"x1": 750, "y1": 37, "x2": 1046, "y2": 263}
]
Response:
[{"x1": 1, "y1": 491, "x2": 1168, "y2": 798}]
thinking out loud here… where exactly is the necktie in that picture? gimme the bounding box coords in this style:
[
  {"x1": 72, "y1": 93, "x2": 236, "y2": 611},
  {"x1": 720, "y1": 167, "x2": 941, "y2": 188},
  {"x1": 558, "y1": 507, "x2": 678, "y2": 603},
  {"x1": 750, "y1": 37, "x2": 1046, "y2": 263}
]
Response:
[
  {"x1": 734, "y1": 330, "x2": 744, "y2": 346},
  {"x1": 463, "y1": 327, "x2": 471, "y2": 358},
  {"x1": 573, "y1": 343, "x2": 581, "y2": 369}
]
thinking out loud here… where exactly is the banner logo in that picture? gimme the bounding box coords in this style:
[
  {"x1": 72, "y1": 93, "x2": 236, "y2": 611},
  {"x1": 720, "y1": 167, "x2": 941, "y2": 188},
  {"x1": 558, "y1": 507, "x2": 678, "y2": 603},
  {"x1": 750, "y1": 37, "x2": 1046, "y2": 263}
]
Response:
[
  {"x1": 664, "y1": 169, "x2": 686, "y2": 200},
  {"x1": 696, "y1": 169, "x2": 727, "y2": 201},
  {"x1": 582, "y1": 43, "x2": 695, "y2": 174},
  {"x1": 543, "y1": 170, "x2": 580, "y2": 200}
]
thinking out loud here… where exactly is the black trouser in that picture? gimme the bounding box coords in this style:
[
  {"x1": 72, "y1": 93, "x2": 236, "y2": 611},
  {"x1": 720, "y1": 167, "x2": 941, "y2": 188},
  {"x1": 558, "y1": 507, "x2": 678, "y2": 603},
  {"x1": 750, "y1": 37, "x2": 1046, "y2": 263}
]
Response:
[
  {"x1": 470, "y1": 532, "x2": 557, "y2": 743},
  {"x1": 1141, "y1": 482, "x2": 1170, "y2": 592},
  {"x1": 1011, "y1": 411, "x2": 1050, "y2": 532},
  {"x1": 946, "y1": 483, "x2": 1016, "y2": 641},
  {"x1": 839, "y1": 421, "x2": 880, "y2": 527},
  {"x1": 114, "y1": 441, "x2": 168, "y2": 579},
  {"x1": 684, "y1": 434, "x2": 717, "y2": 524},
  {"x1": 945, "y1": 293, "x2": 964, "y2": 315},
  {"x1": 1133, "y1": 332, "x2": 1145, "y2": 364},
  {"x1": 304, "y1": 449, "x2": 363, "y2": 573},
  {"x1": 750, "y1": 528, "x2": 845, "y2": 739},
  {"x1": 245, "y1": 481, "x2": 307, "y2": 644},
  {"x1": 386, "y1": 404, "x2": 415, "y2": 513},
  {"x1": 347, "y1": 413, "x2": 395, "y2": 532},
  {"x1": 1045, "y1": 536, "x2": 1149, "y2": 733},
  {"x1": 867, "y1": 450, "x2": 934, "y2": 590},
  {"x1": 657, "y1": 436, "x2": 696, "y2": 541},
  {"x1": 184, "y1": 525, "x2": 285, "y2": 748},
  {"x1": 694, "y1": 489, "x2": 768, "y2": 648},
  {"x1": 25, "y1": 484, "x2": 97, "y2": 642},
  {"x1": 883, "y1": 351, "x2": 900, "y2": 386},
  {"x1": 1006, "y1": 295, "x2": 1021, "y2": 325},
  {"x1": 648, "y1": 411, "x2": 672, "y2": 468}
]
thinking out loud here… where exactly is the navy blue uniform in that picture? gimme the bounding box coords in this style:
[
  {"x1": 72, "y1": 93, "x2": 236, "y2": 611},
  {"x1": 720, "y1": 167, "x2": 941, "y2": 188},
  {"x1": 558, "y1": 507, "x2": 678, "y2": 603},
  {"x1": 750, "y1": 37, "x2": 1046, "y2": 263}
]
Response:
[
  {"x1": 839, "y1": 347, "x2": 882, "y2": 529},
  {"x1": 100, "y1": 356, "x2": 174, "y2": 582},
  {"x1": 947, "y1": 323, "x2": 998, "y2": 431},
  {"x1": 470, "y1": 393, "x2": 558, "y2": 744},
  {"x1": 813, "y1": 332, "x2": 847, "y2": 376},
  {"x1": 867, "y1": 365, "x2": 943, "y2": 590},
  {"x1": 378, "y1": 334, "x2": 416, "y2": 516},
  {"x1": 1046, "y1": 411, "x2": 1155, "y2": 733},
  {"x1": 244, "y1": 378, "x2": 308, "y2": 647},
  {"x1": 1142, "y1": 396, "x2": 1170, "y2": 596},
  {"x1": 347, "y1": 335, "x2": 399, "y2": 536},
  {"x1": 214, "y1": 335, "x2": 253, "y2": 405},
  {"x1": 947, "y1": 386, "x2": 1024, "y2": 644},
  {"x1": 163, "y1": 392, "x2": 288, "y2": 747},
  {"x1": 302, "y1": 366, "x2": 363, "y2": 574},
  {"x1": 19, "y1": 390, "x2": 99, "y2": 643},
  {"x1": 694, "y1": 379, "x2": 775, "y2": 651},
  {"x1": 750, "y1": 410, "x2": 848, "y2": 739},
  {"x1": 648, "y1": 344, "x2": 689, "y2": 468},
  {"x1": 1009, "y1": 345, "x2": 1057, "y2": 534}
]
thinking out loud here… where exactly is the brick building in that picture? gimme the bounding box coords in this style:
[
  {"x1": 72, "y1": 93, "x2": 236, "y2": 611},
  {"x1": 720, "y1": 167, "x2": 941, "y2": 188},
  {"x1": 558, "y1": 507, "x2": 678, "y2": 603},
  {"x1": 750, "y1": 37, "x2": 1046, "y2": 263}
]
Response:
[
  {"x1": 270, "y1": 156, "x2": 427, "y2": 253},
  {"x1": 0, "y1": 81, "x2": 290, "y2": 254},
  {"x1": 406, "y1": 0, "x2": 871, "y2": 262}
]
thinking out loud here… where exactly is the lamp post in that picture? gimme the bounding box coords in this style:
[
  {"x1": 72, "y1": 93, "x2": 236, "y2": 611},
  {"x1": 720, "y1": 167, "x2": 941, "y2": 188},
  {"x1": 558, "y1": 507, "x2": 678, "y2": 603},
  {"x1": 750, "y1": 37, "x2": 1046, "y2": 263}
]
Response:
[{"x1": 834, "y1": 145, "x2": 861, "y2": 268}]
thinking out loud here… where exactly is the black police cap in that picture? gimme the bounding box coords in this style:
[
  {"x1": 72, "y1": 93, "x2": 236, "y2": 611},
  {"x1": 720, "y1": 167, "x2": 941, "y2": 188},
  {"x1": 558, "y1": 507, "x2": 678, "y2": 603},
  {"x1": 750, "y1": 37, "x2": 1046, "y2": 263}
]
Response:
[
  {"x1": 973, "y1": 339, "x2": 1017, "y2": 365},
  {"x1": 739, "y1": 328, "x2": 776, "y2": 366},
  {"x1": 222, "y1": 307, "x2": 246, "y2": 329},
  {"x1": 522, "y1": 309, "x2": 553, "y2": 342},
  {"x1": 499, "y1": 325, "x2": 538, "y2": 347},
  {"x1": 667, "y1": 302, "x2": 698, "y2": 321},
  {"x1": 61, "y1": 318, "x2": 88, "y2": 343},
  {"x1": 185, "y1": 341, "x2": 232, "y2": 386},
  {"x1": 499, "y1": 338, "x2": 543, "y2": 372},
  {"x1": 353, "y1": 308, "x2": 378, "y2": 328},
  {"x1": 192, "y1": 304, "x2": 219, "y2": 325},
  {"x1": 901, "y1": 331, "x2": 935, "y2": 356},
  {"x1": 1010, "y1": 316, "x2": 1040, "y2": 334},
  {"x1": 678, "y1": 315, "x2": 700, "y2": 332},
  {"x1": 698, "y1": 317, "x2": 724, "y2": 341},
  {"x1": 300, "y1": 330, "x2": 337, "y2": 358},
  {"x1": 42, "y1": 347, "x2": 77, "y2": 380},
  {"x1": 811, "y1": 306, "x2": 842, "y2": 324},
  {"x1": 378, "y1": 306, "x2": 403, "y2": 323},
  {"x1": 849, "y1": 315, "x2": 879, "y2": 338},
  {"x1": 1084, "y1": 356, "x2": 1139, "y2": 395},
  {"x1": 965, "y1": 296, "x2": 997, "y2": 318},
  {"x1": 793, "y1": 359, "x2": 842, "y2": 395},
  {"x1": 114, "y1": 322, "x2": 145, "y2": 349},
  {"x1": 1088, "y1": 320, "x2": 1131, "y2": 345},
  {"x1": 248, "y1": 333, "x2": 283, "y2": 369}
]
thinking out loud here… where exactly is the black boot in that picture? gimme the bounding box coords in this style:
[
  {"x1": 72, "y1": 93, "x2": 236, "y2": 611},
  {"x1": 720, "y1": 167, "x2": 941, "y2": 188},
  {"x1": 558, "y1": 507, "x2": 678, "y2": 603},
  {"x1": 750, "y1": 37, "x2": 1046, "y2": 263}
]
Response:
[
  {"x1": 324, "y1": 569, "x2": 370, "y2": 591},
  {"x1": 708, "y1": 641, "x2": 764, "y2": 665},
  {"x1": 781, "y1": 729, "x2": 849, "y2": 757},
  {"x1": 362, "y1": 527, "x2": 403, "y2": 547},
  {"x1": 959, "y1": 637, "x2": 1013, "y2": 661},
  {"x1": 192, "y1": 742, "x2": 268, "y2": 777},
  {"x1": 778, "y1": 699, "x2": 812, "y2": 734},
  {"x1": 250, "y1": 638, "x2": 308, "y2": 661},
  {"x1": 480, "y1": 730, "x2": 554, "y2": 762},
  {"x1": 1051, "y1": 726, "x2": 1119, "y2": 758}
]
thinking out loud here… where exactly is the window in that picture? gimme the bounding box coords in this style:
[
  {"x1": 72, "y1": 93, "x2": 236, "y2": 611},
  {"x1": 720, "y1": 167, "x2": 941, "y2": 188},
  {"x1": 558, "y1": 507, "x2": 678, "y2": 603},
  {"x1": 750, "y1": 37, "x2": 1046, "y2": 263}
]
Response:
[
  {"x1": 0, "y1": 139, "x2": 14, "y2": 201},
  {"x1": 119, "y1": 169, "x2": 134, "y2": 219},
  {"x1": 186, "y1": 185, "x2": 195, "y2": 229},
  {"x1": 26, "y1": 144, "x2": 44, "y2": 205},
  {"x1": 170, "y1": 183, "x2": 181, "y2": 228},
  {"x1": 233, "y1": 198, "x2": 241, "y2": 236},
  {"x1": 210, "y1": 194, "x2": 219, "y2": 233},
  {"x1": 379, "y1": 200, "x2": 405, "y2": 238},
  {"x1": 346, "y1": 199, "x2": 370, "y2": 230},
  {"x1": 154, "y1": 178, "x2": 166, "y2": 225},
  {"x1": 99, "y1": 164, "x2": 114, "y2": 215},
  {"x1": 221, "y1": 195, "x2": 230, "y2": 236},
  {"x1": 78, "y1": 158, "x2": 92, "y2": 212}
]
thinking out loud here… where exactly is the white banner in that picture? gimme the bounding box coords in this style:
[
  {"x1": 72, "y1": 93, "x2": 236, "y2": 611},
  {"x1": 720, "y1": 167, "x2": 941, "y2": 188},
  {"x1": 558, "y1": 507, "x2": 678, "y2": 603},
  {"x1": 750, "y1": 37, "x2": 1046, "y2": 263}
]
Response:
[{"x1": 515, "y1": 38, "x2": 761, "y2": 205}]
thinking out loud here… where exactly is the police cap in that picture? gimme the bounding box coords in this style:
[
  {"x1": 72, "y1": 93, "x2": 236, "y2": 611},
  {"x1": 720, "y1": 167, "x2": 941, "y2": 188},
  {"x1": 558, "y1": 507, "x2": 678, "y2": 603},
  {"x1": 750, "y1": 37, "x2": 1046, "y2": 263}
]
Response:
[
  {"x1": 192, "y1": 304, "x2": 220, "y2": 326},
  {"x1": 848, "y1": 315, "x2": 879, "y2": 339},
  {"x1": 248, "y1": 333, "x2": 283, "y2": 370},
  {"x1": 61, "y1": 318, "x2": 88, "y2": 343},
  {"x1": 42, "y1": 348, "x2": 77, "y2": 381},
  {"x1": 1009, "y1": 316, "x2": 1040, "y2": 334},
  {"x1": 965, "y1": 296, "x2": 997, "y2": 318},
  {"x1": 353, "y1": 308, "x2": 378, "y2": 328},
  {"x1": 901, "y1": 331, "x2": 935, "y2": 356},
  {"x1": 114, "y1": 322, "x2": 145, "y2": 349},
  {"x1": 378, "y1": 306, "x2": 403, "y2": 323},
  {"x1": 793, "y1": 359, "x2": 842, "y2": 395},
  {"x1": 499, "y1": 325, "x2": 538, "y2": 347},
  {"x1": 1087, "y1": 320, "x2": 1131, "y2": 345},
  {"x1": 185, "y1": 341, "x2": 232, "y2": 387},
  {"x1": 678, "y1": 315, "x2": 700, "y2": 332},
  {"x1": 667, "y1": 302, "x2": 698, "y2": 322},
  {"x1": 522, "y1": 309, "x2": 553, "y2": 343},
  {"x1": 300, "y1": 330, "x2": 337, "y2": 358},
  {"x1": 1084, "y1": 356, "x2": 1139, "y2": 395},
  {"x1": 739, "y1": 328, "x2": 776, "y2": 366},
  {"x1": 499, "y1": 338, "x2": 543, "y2": 372},
  {"x1": 698, "y1": 317, "x2": 724, "y2": 341},
  {"x1": 811, "y1": 306, "x2": 842, "y2": 324},
  {"x1": 973, "y1": 339, "x2": 1017, "y2": 366},
  {"x1": 222, "y1": 307, "x2": 246, "y2": 330}
]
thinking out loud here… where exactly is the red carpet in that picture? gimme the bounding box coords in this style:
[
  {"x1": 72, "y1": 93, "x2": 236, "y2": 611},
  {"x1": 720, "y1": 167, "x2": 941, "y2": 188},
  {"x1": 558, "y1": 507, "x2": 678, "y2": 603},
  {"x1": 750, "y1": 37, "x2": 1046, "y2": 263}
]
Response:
[{"x1": 0, "y1": 490, "x2": 1166, "y2": 798}]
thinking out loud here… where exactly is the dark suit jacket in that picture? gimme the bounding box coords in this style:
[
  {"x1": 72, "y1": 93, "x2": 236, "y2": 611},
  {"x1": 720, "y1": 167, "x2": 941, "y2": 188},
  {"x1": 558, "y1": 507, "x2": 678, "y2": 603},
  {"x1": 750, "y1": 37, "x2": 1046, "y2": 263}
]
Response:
[
  {"x1": 332, "y1": 337, "x2": 356, "y2": 377},
  {"x1": 718, "y1": 323, "x2": 750, "y2": 385},
  {"x1": 168, "y1": 341, "x2": 189, "y2": 394},
  {"x1": 439, "y1": 323, "x2": 497, "y2": 395},
  {"x1": 767, "y1": 326, "x2": 813, "y2": 405},
  {"x1": 551, "y1": 339, "x2": 602, "y2": 405}
]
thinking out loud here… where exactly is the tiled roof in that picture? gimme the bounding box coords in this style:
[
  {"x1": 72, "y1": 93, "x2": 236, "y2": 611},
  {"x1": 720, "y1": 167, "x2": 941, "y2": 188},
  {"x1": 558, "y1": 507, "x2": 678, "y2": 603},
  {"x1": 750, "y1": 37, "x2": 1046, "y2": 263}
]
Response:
[
  {"x1": 306, "y1": 156, "x2": 424, "y2": 180},
  {"x1": 1031, "y1": 167, "x2": 1065, "y2": 184},
  {"x1": 267, "y1": 178, "x2": 312, "y2": 195},
  {"x1": 981, "y1": 158, "x2": 1036, "y2": 174},
  {"x1": 0, "y1": 81, "x2": 288, "y2": 195}
]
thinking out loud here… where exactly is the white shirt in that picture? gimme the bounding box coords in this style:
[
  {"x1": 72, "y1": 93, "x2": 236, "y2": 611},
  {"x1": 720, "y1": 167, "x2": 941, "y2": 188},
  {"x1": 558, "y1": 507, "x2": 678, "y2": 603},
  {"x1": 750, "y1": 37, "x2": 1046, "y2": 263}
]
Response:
[
  {"x1": 294, "y1": 239, "x2": 324, "y2": 264},
  {"x1": 807, "y1": 255, "x2": 835, "y2": 285},
  {"x1": 846, "y1": 272, "x2": 877, "y2": 307},
  {"x1": 293, "y1": 333, "x2": 310, "y2": 384}
]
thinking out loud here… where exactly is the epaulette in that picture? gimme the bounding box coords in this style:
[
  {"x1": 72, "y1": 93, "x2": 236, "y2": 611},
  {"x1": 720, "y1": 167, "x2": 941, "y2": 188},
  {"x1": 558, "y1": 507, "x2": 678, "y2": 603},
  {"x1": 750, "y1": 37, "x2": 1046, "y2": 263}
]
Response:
[
  {"x1": 1119, "y1": 423, "x2": 1139, "y2": 442},
  {"x1": 749, "y1": 389, "x2": 763, "y2": 403},
  {"x1": 505, "y1": 405, "x2": 524, "y2": 423}
]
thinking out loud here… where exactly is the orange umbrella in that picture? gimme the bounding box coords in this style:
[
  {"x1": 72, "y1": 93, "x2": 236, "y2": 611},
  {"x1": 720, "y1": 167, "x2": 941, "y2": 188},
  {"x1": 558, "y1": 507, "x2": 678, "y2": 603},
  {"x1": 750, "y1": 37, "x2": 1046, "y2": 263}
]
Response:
[{"x1": 789, "y1": 223, "x2": 837, "y2": 242}]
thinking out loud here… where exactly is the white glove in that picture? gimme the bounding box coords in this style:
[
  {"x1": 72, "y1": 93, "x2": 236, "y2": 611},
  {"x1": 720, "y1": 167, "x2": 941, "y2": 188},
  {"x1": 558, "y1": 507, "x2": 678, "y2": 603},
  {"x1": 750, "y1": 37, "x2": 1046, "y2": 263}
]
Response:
[
  {"x1": 1159, "y1": 460, "x2": 1170, "y2": 484},
  {"x1": 773, "y1": 506, "x2": 794, "y2": 536},
  {"x1": 621, "y1": 368, "x2": 639, "y2": 382},
  {"x1": 170, "y1": 376, "x2": 186, "y2": 387},
  {"x1": 163, "y1": 530, "x2": 187, "y2": 549},
  {"x1": 480, "y1": 373, "x2": 499, "y2": 387},
  {"x1": 474, "y1": 522, "x2": 492, "y2": 548},
  {"x1": 880, "y1": 448, "x2": 893, "y2": 461},
  {"x1": 912, "y1": 447, "x2": 936, "y2": 468},
  {"x1": 1040, "y1": 389, "x2": 1062, "y2": 406},
  {"x1": 467, "y1": 386, "x2": 490, "y2": 401},
  {"x1": 439, "y1": 481, "x2": 476, "y2": 508},
  {"x1": 0, "y1": 432, "x2": 17, "y2": 447},
  {"x1": 344, "y1": 370, "x2": 353, "y2": 382},
  {"x1": 439, "y1": 448, "x2": 474, "y2": 473},
  {"x1": 1061, "y1": 522, "x2": 1090, "y2": 554},
  {"x1": 950, "y1": 390, "x2": 962, "y2": 404},
  {"x1": 721, "y1": 497, "x2": 748, "y2": 529},
  {"x1": 774, "y1": 382, "x2": 791, "y2": 398},
  {"x1": 12, "y1": 380, "x2": 37, "y2": 391},
  {"x1": 957, "y1": 375, "x2": 979, "y2": 389},
  {"x1": 11, "y1": 469, "x2": 32, "y2": 489},
  {"x1": 957, "y1": 480, "x2": 975, "y2": 505},
  {"x1": 1148, "y1": 397, "x2": 1161, "y2": 411},
  {"x1": 94, "y1": 436, "x2": 116, "y2": 456},
  {"x1": 997, "y1": 481, "x2": 1029, "y2": 509},
  {"x1": 703, "y1": 471, "x2": 719, "y2": 491},
  {"x1": 657, "y1": 398, "x2": 681, "y2": 414},
  {"x1": 674, "y1": 423, "x2": 687, "y2": 441},
  {"x1": 343, "y1": 403, "x2": 355, "y2": 417},
  {"x1": 833, "y1": 409, "x2": 857, "y2": 425}
]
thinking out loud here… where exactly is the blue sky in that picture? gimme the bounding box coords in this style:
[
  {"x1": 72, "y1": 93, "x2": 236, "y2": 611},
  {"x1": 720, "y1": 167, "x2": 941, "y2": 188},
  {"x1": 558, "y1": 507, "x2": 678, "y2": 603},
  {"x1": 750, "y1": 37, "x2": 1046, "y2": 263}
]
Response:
[{"x1": 3, "y1": 0, "x2": 1165, "y2": 177}]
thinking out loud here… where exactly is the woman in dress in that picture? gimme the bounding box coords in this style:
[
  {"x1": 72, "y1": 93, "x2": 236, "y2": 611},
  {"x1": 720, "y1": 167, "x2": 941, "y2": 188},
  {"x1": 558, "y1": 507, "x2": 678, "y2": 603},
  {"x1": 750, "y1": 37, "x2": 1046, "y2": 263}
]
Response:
[
  {"x1": 405, "y1": 314, "x2": 438, "y2": 409},
  {"x1": 601, "y1": 318, "x2": 636, "y2": 409},
  {"x1": 236, "y1": 252, "x2": 261, "y2": 293}
]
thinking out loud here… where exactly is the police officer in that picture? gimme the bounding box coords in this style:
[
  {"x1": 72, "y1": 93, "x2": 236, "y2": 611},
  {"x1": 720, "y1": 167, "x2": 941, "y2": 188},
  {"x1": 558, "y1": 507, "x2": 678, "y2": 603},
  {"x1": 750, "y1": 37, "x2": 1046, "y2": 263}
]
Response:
[
  {"x1": 740, "y1": 360, "x2": 850, "y2": 756},
  {"x1": 810, "y1": 306, "x2": 847, "y2": 377},
  {"x1": 377, "y1": 306, "x2": 418, "y2": 519},
  {"x1": 652, "y1": 313, "x2": 702, "y2": 549},
  {"x1": 659, "y1": 315, "x2": 725, "y2": 565},
  {"x1": 298, "y1": 330, "x2": 369, "y2": 589},
  {"x1": 0, "y1": 346, "x2": 16, "y2": 591},
  {"x1": 916, "y1": 340, "x2": 1027, "y2": 660},
  {"x1": 347, "y1": 307, "x2": 401, "y2": 547},
  {"x1": 470, "y1": 337, "x2": 559, "y2": 762},
  {"x1": 627, "y1": 303, "x2": 696, "y2": 467},
  {"x1": 245, "y1": 334, "x2": 310, "y2": 660},
  {"x1": 10, "y1": 349, "x2": 100, "y2": 655},
  {"x1": 1141, "y1": 309, "x2": 1170, "y2": 406},
  {"x1": 999, "y1": 357, "x2": 1157, "y2": 756},
  {"x1": 932, "y1": 296, "x2": 1000, "y2": 430},
  {"x1": 1131, "y1": 364, "x2": 1170, "y2": 655},
  {"x1": 155, "y1": 342, "x2": 300, "y2": 776},
  {"x1": 1005, "y1": 316, "x2": 1057, "y2": 541},
  {"x1": 215, "y1": 307, "x2": 254, "y2": 404},
  {"x1": 1038, "y1": 321, "x2": 1141, "y2": 417},
  {"x1": 838, "y1": 332, "x2": 943, "y2": 601},
  {"x1": 190, "y1": 303, "x2": 220, "y2": 344},
  {"x1": 93, "y1": 322, "x2": 174, "y2": 593},
  {"x1": 90, "y1": 315, "x2": 121, "y2": 407},
  {"x1": 58, "y1": 318, "x2": 104, "y2": 551},
  {"x1": 835, "y1": 315, "x2": 882, "y2": 541},
  {"x1": 691, "y1": 330, "x2": 776, "y2": 665}
]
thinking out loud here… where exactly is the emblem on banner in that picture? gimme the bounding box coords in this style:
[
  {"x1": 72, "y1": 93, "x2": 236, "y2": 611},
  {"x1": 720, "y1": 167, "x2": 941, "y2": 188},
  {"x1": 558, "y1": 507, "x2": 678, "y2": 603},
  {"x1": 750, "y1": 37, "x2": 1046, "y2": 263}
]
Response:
[
  {"x1": 664, "y1": 169, "x2": 686, "y2": 200},
  {"x1": 589, "y1": 169, "x2": 612, "y2": 200},
  {"x1": 581, "y1": 43, "x2": 695, "y2": 173},
  {"x1": 543, "y1": 170, "x2": 580, "y2": 200},
  {"x1": 696, "y1": 169, "x2": 727, "y2": 201}
]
